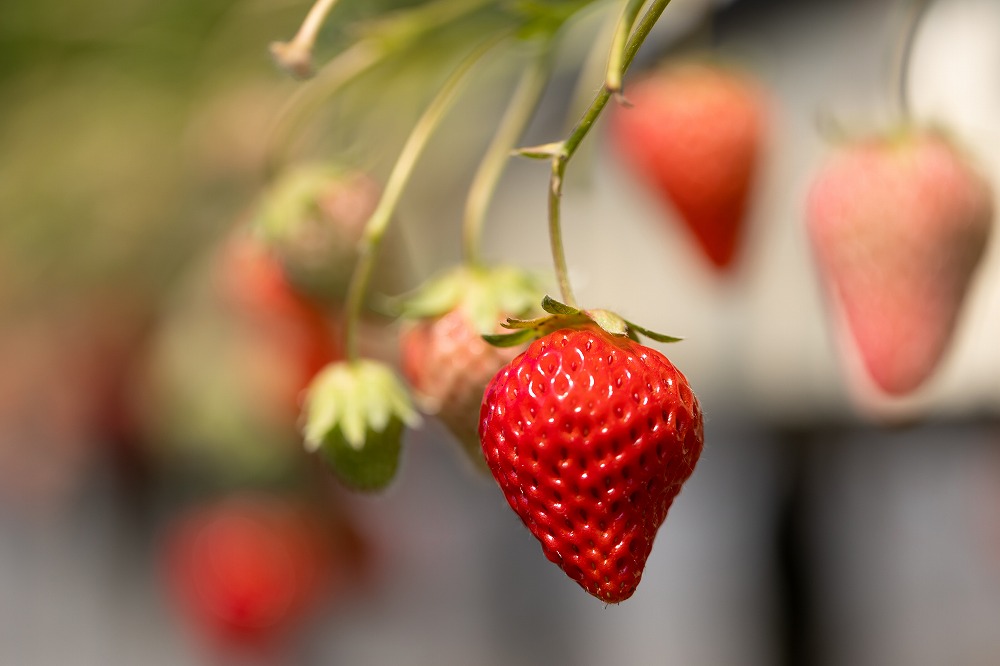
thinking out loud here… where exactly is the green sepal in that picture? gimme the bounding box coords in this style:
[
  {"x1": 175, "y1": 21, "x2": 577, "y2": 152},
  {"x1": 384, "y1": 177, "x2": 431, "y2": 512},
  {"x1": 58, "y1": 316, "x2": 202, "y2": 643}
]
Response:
[
  {"x1": 482, "y1": 328, "x2": 538, "y2": 348},
  {"x1": 302, "y1": 360, "x2": 420, "y2": 490},
  {"x1": 541, "y1": 295, "x2": 579, "y2": 316},
  {"x1": 395, "y1": 265, "x2": 544, "y2": 334},
  {"x1": 585, "y1": 309, "x2": 628, "y2": 336},
  {"x1": 252, "y1": 162, "x2": 345, "y2": 245},
  {"x1": 483, "y1": 295, "x2": 684, "y2": 348},
  {"x1": 624, "y1": 318, "x2": 683, "y2": 343}
]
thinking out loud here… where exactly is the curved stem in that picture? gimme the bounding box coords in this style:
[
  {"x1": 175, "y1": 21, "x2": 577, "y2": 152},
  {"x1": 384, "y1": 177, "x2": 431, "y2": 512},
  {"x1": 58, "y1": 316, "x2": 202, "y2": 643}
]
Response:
[
  {"x1": 606, "y1": 0, "x2": 645, "y2": 94},
  {"x1": 891, "y1": 0, "x2": 935, "y2": 121},
  {"x1": 270, "y1": 0, "x2": 342, "y2": 79},
  {"x1": 463, "y1": 46, "x2": 553, "y2": 267},
  {"x1": 344, "y1": 36, "x2": 507, "y2": 361},
  {"x1": 548, "y1": 0, "x2": 673, "y2": 307},
  {"x1": 265, "y1": 39, "x2": 382, "y2": 180},
  {"x1": 264, "y1": 0, "x2": 496, "y2": 180}
]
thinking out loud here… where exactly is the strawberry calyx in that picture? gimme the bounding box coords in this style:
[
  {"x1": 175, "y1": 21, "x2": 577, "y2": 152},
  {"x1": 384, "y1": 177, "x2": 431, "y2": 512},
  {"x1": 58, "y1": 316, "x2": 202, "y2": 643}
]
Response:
[
  {"x1": 395, "y1": 264, "x2": 543, "y2": 334},
  {"x1": 483, "y1": 295, "x2": 682, "y2": 347},
  {"x1": 302, "y1": 359, "x2": 420, "y2": 491}
]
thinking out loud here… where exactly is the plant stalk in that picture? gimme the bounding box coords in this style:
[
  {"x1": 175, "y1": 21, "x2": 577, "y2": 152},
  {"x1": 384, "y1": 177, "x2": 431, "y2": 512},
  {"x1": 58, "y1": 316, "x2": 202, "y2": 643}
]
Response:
[
  {"x1": 343, "y1": 36, "x2": 506, "y2": 361},
  {"x1": 463, "y1": 46, "x2": 553, "y2": 267},
  {"x1": 548, "y1": 0, "x2": 673, "y2": 307}
]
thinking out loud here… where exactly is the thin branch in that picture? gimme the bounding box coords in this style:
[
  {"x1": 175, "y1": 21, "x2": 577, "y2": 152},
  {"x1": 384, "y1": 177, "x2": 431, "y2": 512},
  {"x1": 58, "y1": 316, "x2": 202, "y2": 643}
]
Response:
[
  {"x1": 547, "y1": 0, "x2": 673, "y2": 307},
  {"x1": 463, "y1": 46, "x2": 554, "y2": 267},
  {"x1": 343, "y1": 35, "x2": 508, "y2": 360}
]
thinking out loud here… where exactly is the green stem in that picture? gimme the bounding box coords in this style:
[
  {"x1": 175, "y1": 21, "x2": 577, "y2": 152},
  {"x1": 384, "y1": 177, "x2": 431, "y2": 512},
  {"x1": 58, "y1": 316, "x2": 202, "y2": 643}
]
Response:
[
  {"x1": 264, "y1": 0, "x2": 495, "y2": 179},
  {"x1": 548, "y1": 0, "x2": 672, "y2": 307},
  {"x1": 606, "y1": 0, "x2": 645, "y2": 94},
  {"x1": 891, "y1": 0, "x2": 935, "y2": 121},
  {"x1": 344, "y1": 36, "x2": 506, "y2": 361},
  {"x1": 265, "y1": 39, "x2": 382, "y2": 180},
  {"x1": 462, "y1": 45, "x2": 553, "y2": 267}
]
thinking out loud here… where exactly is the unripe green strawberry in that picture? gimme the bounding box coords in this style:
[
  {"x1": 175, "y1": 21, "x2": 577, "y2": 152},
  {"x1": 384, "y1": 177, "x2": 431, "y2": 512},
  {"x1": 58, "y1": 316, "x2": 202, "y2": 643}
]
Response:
[
  {"x1": 609, "y1": 61, "x2": 766, "y2": 271},
  {"x1": 303, "y1": 359, "x2": 420, "y2": 491},
  {"x1": 806, "y1": 128, "x2": 993, "y2": 395},
  {"x1": 479, "y1": 324, "x2": 703, "y2": 603}
]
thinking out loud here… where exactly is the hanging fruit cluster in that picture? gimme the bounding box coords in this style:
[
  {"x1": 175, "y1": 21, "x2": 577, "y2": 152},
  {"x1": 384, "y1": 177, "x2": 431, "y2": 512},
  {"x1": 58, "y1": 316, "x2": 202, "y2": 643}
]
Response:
[{"x1": 212, "y1": 0, "x2": 995, "y2": 606}]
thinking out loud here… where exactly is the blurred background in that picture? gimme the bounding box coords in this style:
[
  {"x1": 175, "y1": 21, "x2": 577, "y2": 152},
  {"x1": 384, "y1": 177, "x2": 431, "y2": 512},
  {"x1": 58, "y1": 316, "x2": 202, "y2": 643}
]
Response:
[{"x1": 2, "y1": 0, "x2": 1000, "y2": 664}]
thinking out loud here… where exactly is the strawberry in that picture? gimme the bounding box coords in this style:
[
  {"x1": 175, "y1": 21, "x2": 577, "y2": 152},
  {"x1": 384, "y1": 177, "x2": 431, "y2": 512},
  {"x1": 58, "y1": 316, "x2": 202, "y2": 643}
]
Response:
[
  {"x1": 609, "y1": 61, "x2": 766, "y2": 271},
  {"x1": 479, "y1": 307, "x2": 703, "y2": 603},
  {"x1": 253, "y1": 163, "x2": 379, "y2": 302},
  {"x1": 398, "y1": 266, "x2": 541, "y2": 471},
  {"x1": 216, "y1": 233, "x2": 341, "y2": 413},
  {"x1": 806, "y1": 128, "x2": 993, "y2": 396},
  {"x1": 161, "y1": 494, "x2": 338, "y2": 650}
]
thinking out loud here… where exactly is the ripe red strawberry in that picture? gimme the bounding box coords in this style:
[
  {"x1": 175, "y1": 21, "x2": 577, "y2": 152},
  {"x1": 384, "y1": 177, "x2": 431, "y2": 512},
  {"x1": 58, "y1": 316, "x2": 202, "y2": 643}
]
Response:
[
  {"x1": 479, "y1": 324, "x2": 703, "y2": 603},
  {"x1": 161, "y1": 495, "x2": 338, "y2": 649},
  {"x1": 806, "y1": 128, "x2": 993, "y2": 396},
  {"x1": 609, "y1": 61, "x2": 766, "y2": 271}
]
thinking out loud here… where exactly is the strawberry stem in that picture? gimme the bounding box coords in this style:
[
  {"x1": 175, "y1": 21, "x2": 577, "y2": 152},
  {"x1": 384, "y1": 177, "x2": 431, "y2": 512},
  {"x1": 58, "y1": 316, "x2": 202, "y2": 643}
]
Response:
[
  {"x1": 890, "y1": 0, "x2": 934, "y2": 121},
  {"x1": 606, "y1": 0, "x2": 645, "y2": 95},
  {"x1": 463, "y1": 43, "x2": 554, "y2": 268},
  {"x1": 270, "y1": 0, "x2": 342, "y2": 79},
  {"x1": 547, "y1": 0, "x2": 673, "y2": 308},
  {"x1": 265, "y1": 40, "x2": 382, "y2": 179},
  {"x1": 264, "y1": 0, "x2": 495, "y2": 179},
  {"x1": 343, "y1": 35, "x2": 507, "y2": 362}
]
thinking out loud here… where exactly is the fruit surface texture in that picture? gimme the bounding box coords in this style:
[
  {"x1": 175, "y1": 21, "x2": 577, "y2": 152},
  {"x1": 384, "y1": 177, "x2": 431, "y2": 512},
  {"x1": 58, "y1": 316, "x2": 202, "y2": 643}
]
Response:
[
  {"x1": 806, "y1": 130, "x2": 993, "y2": 395},
  {"x1": 610, "y1": 62, "x2": 766, "y2": 270},
  {"x1": 479, "y1": 326, "x2": 703, "y2": 603}
]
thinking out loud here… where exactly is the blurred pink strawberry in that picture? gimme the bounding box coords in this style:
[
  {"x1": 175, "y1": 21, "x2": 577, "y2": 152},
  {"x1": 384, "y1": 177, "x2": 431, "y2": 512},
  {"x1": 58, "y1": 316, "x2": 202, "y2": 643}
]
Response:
[{"x1": 807, "y1": 128, "x2": 993, "y2": 395}]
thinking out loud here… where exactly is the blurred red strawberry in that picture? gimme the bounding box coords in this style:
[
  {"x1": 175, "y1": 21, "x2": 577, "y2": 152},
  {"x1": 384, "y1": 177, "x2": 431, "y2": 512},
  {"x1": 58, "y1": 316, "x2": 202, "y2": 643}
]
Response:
[
  {"x1": 609, "y1": 61, "x2": 767, "y2": 271},
  {"x1": 806, "y1": 128, "x2": 993, "y2": 395},
  {"x1": 161, "y1": 494, "x2": 351, "y2": 650},
  {"x1": 216, "y1": 234, "x2": 342, "y2": 415}
]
